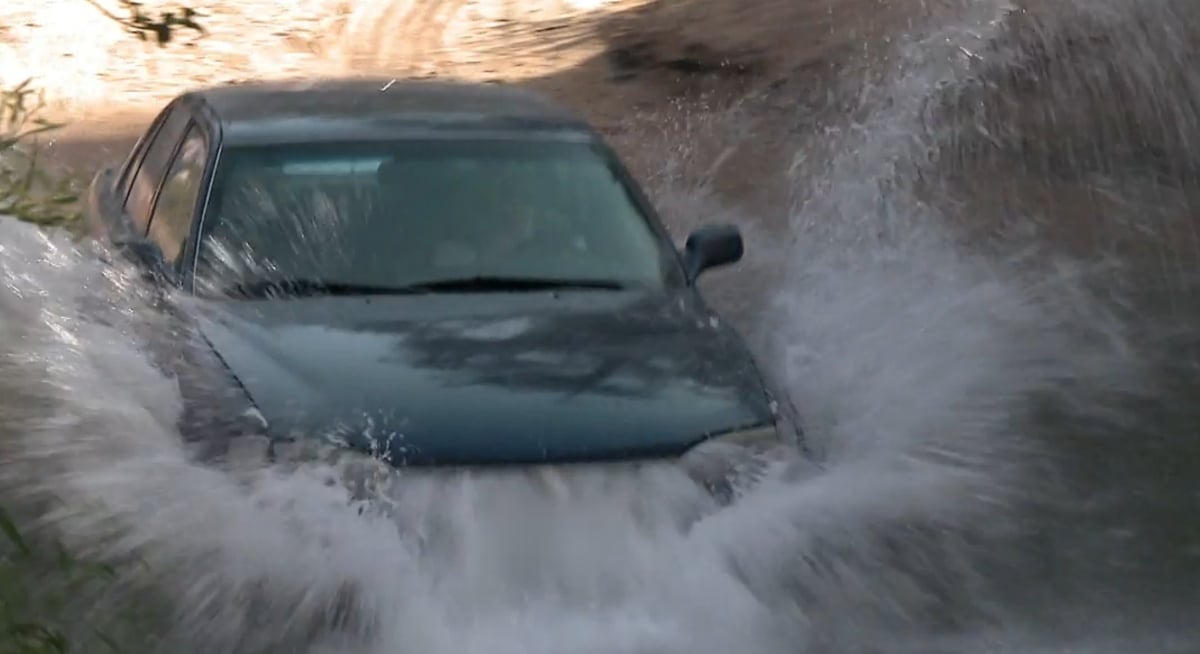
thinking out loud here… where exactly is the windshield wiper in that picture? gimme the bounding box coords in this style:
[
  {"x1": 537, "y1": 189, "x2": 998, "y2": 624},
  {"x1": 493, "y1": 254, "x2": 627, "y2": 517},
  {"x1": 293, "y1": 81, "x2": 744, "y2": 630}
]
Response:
[
  {"x1": 224, "y1": 279, "x2": 425, "y2": 298},
  {"x1": 224, "y1": 276, "x2": 628, "y2": 298},
  {"x1": 400, "y1": 276, "x2": 629, "y2": 293}
]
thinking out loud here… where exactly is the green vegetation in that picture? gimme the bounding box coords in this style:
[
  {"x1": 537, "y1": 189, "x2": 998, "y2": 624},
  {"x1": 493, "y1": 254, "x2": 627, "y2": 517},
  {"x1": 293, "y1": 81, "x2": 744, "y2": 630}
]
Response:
[
  {"x1": 0, "y1": 6, "x2": 209, "y2": 650},
  {"x1": 0, "y1": 80, "x2": 134, "y2": 651},
  {"x1": 0, "y1": 508, "x2": 111, "y2": 654},
  {"x1": 1, "y1": 1, "x2": 208, "y2": 230},
  {"x1": 0, "y1": 80, "x2": 81, "y2": 229},
  {"x1": 0, "y1": 501, "x2": 167, "y2": 654}
]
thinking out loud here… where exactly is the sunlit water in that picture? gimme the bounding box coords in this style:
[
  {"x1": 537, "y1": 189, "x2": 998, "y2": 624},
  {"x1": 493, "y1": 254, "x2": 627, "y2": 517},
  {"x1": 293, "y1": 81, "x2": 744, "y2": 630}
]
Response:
[{"x1": 2, "y1": 0, "x2": 1199, "y2": 652}]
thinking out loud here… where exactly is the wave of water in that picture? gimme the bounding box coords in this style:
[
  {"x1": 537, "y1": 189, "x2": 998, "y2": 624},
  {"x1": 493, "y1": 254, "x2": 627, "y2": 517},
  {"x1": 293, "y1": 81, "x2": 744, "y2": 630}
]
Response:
[{"x1": 1, "y1": 0, "x2": 1198, "y2": 652}]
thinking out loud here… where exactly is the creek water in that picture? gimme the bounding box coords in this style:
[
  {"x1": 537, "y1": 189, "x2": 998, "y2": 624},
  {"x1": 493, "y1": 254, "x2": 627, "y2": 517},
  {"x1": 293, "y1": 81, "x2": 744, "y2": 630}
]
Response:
[{"x1": 0, "y1": 0, "x2": 1198, "y2": 652}]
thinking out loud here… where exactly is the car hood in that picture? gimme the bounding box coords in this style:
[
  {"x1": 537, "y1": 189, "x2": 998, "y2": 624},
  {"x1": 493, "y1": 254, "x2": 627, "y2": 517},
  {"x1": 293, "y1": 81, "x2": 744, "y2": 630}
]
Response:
[{"x1": 190, "y1": 289, "x2": 776, "y2": 465}]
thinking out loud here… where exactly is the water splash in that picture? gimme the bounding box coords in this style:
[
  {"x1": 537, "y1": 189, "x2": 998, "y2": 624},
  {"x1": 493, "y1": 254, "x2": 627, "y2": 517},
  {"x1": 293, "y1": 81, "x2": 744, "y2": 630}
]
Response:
[{"x1": 1, "y1": 0, "x2": 1198, "y2": 652}]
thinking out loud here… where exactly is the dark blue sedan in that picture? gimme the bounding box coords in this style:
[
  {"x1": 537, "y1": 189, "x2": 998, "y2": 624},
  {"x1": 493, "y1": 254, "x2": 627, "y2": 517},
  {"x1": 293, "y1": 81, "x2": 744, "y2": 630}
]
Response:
[{"x1": 83, "y1": 77, "x2": 805, "y2": 498}]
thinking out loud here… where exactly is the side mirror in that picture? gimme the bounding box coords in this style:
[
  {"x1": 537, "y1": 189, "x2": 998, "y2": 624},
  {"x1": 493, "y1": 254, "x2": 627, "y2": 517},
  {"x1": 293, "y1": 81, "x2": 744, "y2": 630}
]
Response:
[
  {"x1": 114, "y1": 237, "x2": 171, "y2": 284},
  {"x1": 682, "y1": 224, "x2": 744, "y2": 283}
]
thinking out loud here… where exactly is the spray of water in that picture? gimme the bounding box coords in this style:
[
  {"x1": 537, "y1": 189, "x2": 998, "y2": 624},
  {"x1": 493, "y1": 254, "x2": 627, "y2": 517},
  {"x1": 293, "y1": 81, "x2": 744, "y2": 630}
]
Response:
[{"x1": 1, "y1": 0, "x2": 1197, "y2": 652}]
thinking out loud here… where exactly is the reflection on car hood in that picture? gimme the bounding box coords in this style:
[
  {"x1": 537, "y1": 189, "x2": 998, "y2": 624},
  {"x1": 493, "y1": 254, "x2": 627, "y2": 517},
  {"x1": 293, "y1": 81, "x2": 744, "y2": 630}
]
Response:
[{"x1": 191, "y1": 289, "x2": 776, "y2": 465}]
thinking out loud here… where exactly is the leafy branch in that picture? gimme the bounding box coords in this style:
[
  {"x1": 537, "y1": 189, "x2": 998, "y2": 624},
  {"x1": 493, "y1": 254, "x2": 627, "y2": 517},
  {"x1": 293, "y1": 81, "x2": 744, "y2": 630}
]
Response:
[
  {"x1": 82, "y1": 0, "x2": 207, "y2": 46},
  {"x1": 0, "y1": 80, "x2": 80, "y2": 229}
]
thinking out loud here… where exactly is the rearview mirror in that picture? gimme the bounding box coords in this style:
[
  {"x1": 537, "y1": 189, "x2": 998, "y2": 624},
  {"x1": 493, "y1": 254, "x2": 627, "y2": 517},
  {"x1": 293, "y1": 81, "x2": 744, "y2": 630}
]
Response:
[{"x1": 682, "y1": 224, "x2": 744, "y2": 283}]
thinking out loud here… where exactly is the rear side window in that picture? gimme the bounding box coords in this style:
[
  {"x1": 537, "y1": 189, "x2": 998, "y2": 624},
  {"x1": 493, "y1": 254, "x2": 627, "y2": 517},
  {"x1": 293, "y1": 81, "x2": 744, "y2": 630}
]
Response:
[
  {"x1": 116, "y1": 106, "x2": 171, "y2": 204},
  {"x1": 124, "y1": 105, "x2": 191, "y2": 233},
  {"x1": 147, "y1": 124, "x2": 208, "y2": 266}
]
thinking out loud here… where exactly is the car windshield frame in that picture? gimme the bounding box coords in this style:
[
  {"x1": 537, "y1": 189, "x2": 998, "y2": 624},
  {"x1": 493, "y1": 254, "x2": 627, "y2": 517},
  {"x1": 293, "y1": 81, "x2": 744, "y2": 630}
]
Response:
[{"x1": 185, "y1": 134, "x2": 689, "y2": 298}]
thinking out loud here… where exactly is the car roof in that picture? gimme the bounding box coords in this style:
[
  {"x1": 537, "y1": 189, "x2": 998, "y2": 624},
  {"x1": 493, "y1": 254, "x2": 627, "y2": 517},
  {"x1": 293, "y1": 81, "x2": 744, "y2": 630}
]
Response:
[{"x1": 183, "y1": 77, "x2": 596, "y2": 146}]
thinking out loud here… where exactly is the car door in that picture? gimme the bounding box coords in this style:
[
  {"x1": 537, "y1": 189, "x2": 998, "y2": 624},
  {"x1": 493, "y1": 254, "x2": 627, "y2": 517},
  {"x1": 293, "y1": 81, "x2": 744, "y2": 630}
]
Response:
[
  {"x1": 133, "y1": 122, "x2": 221, "y2": 418},
  {"x1": 145, "y1": 122, "x2": 209, "y2": 275}
]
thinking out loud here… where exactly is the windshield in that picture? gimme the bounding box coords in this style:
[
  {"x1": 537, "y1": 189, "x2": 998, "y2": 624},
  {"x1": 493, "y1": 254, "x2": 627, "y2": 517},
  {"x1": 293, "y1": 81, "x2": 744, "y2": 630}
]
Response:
[{"x1": 194, "y1": 138, "x2": 683, "y2": 296}]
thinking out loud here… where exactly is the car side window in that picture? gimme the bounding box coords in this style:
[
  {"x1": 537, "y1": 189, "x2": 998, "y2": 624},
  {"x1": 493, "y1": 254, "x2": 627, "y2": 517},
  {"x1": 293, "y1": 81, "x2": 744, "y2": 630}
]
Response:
[
  {"x1": 124, "y1": 104, "x2": 191, "y2": 234},
  {"x1": 115, "y1": 105, "x2": 171, "y2": 205},
  {"x1": 146, "y1": 125, "x2": 208, "y2": 267}
]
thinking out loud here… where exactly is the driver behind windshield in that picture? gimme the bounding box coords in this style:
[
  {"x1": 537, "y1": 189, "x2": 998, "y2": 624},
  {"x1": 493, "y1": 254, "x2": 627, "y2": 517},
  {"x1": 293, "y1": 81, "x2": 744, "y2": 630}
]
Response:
[{"x1": 433, "y1": 168, "x2": 540, "y2": 270}]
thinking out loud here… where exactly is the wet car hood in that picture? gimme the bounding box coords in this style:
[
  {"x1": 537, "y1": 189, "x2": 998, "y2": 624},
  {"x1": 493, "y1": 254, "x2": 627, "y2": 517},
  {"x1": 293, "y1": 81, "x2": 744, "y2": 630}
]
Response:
[{"x1": 190, "y1": 288, "x2": 776, "y2": 466}]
